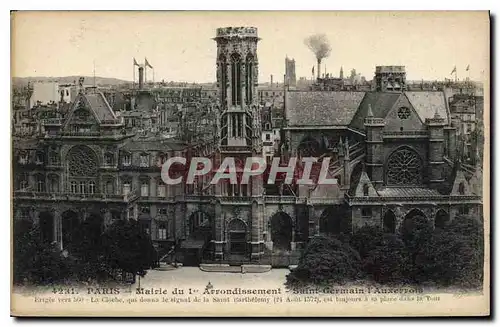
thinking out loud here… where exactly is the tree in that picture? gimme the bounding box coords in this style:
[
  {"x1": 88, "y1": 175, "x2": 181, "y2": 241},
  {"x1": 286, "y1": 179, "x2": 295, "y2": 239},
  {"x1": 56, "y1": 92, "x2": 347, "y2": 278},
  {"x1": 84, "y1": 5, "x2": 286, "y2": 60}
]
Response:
[
  {"x1": 13, "y1": 220, "x2": 72, "y2": 285},
  {"x1": 102, "y1": 219, "x2": 158, "y2": 278},
  {"x1": 286, "y1": 236, "x2": 361, "y2": 287}
]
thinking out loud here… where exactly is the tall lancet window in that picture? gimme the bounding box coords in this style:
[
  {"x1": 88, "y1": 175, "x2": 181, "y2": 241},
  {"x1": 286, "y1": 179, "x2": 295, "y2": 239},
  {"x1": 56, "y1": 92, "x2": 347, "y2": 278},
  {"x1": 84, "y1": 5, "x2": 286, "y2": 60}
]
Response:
[
  {"x1": 219, "y1": 55, "x2": 227, "y2": 104},
  {"x1": 231, "y1": 53, "x2": 242, "y2": 106},
  {"x1": 246, "y1": 54, "x2": 254, "y2": 104}
]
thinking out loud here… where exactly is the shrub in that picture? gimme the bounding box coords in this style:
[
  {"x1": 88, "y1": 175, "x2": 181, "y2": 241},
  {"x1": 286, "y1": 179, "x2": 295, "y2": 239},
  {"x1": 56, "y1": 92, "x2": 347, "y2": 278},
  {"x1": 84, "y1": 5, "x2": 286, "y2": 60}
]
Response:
[
  {"x1": 351, "y1": 225, "x2": 385, "y2": 259},
  {"x1": 286, "y1": 236, "x2": 361, "y2": 287},
  {"x1": 415, "y1": 215, "x2": 484, "y2": 288},
  {"x1": 362, "y1": 234, "x2": 411, "y2": 284},
  {"x1": 102, "y1": 219, "x2": 158, "y2": 277},
  {"x1": 400, "y1": 214, "x2": 433, "y2": 265}
]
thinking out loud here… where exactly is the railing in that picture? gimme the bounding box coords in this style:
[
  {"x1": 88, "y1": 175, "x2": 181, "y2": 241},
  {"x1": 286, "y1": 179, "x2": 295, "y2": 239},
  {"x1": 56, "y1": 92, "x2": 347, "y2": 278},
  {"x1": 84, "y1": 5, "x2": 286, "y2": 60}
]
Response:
[
  {"x1": 346, "y1": 193, "x2": 482, "y2": 203},
  {"x1": 383, "y1": 131, "x2": 428, "y2": 138},
  {"x1": 100, "y1": 120, "x2": 123, "y2": 126},
  {"x1": 13, "y1": 191, "x2": 126, "y2": 201},
  {"x1": 42, "y1": 118, "x2": 64, "y2": 125},
  {"x1": 219, "y1": 145, "x2": 252, "y2": 152},
  {"x1": 217, "y1": 196, "x2": 253, "y2": 203},
  {"x1": 264, "y1": 195, "x2": 297, "y2": 203},
  {"x1": 60, "y1": 131, "x2": 101, "y2": 137}
]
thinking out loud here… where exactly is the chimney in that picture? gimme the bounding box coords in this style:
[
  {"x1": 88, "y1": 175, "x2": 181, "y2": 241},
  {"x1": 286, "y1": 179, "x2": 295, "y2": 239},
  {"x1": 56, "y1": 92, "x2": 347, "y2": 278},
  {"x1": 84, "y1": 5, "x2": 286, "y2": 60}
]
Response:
[
  {"x1": 317, "y1": 59, "x2": 321, "y2": 80},
  {"x1": 270, "y1": 74, "x2": 273, "y2": 87},
  {"x1": 138, "y1": 66, "x2": 144, "y2": 90}
]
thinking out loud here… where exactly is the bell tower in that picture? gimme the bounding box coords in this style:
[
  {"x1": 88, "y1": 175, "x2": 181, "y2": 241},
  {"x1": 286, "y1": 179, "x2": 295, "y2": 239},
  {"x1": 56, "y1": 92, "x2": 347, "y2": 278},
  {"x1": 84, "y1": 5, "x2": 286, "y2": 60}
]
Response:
[{"x1": 214, "y1": 27, "x2": 261, "y2": 150}]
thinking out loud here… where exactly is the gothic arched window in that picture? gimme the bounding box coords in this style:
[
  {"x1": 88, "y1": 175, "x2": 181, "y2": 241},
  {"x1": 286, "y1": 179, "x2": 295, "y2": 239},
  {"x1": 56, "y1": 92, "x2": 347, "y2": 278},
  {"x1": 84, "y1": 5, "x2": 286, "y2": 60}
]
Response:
[
  {"x1": 219, "y1": 54, "x2": 227, "y2": 104},
  {"x1": 246, "y1": 54, "x2": 254, "y2": 104},
  {"x1": 231, "y1": 53, "x2": 242, "y2": 106},
  {"x1": 386, "y1": 147, "x2": 423, "y2": 185}
]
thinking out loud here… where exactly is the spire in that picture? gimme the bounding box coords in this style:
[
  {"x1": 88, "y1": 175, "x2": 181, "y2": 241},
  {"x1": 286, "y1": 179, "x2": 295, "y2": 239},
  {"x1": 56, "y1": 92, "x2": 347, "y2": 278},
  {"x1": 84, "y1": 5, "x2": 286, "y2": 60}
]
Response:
[
  {"x1": 344, "y1": 137, "x2": 350, "y2": 160},
  {"x1": 367, "y1": 104, "x2": 374, "y2": 117},
  {"x1": 340, "y1": 66, "x2": 344, "y2": 79},
  {"x1": 338, "y1": 137, "x2": 344, "y2": 156}
]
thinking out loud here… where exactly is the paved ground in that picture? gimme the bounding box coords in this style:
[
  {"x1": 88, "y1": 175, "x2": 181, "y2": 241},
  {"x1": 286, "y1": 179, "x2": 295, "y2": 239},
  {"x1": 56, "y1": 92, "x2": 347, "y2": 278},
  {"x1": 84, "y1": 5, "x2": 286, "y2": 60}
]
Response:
[{"x1": 134, "y1": 267, "x2": 290, "y2": 291}]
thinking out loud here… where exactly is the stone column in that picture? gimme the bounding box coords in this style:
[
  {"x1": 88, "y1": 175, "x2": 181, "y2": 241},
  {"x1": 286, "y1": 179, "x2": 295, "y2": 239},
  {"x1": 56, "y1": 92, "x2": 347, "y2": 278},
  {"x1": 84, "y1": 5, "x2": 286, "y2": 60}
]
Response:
[
  {"x1": 52, "y1": 209, "x2": 62, "y2": 251},
  {"x1": 307, "y1": 204, "x2": 317, "y2": 238},
  {"x1": 250, "y1": 200, "x2": 261, "y2": 261},
  {"x1": 174, "y1": 201, "x2": 186, "y2": 240},
  {"x1": 213, "y1": 201, "x2": 225, "y2": 261}
]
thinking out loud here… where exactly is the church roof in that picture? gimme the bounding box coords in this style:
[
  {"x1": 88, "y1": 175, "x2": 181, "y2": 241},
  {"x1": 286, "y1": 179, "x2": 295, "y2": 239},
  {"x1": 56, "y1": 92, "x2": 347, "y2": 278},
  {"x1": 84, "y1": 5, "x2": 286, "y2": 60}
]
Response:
[
  {"x1": 405, "y1": 91, "x2": 449, "y2": 124},
  {"x1": 285, "y1": 91, "x2": 366, "y2": 126},
  {"x1": 377, "y1": 187, "x2": 442, "y2": 198},
  {"x1": 349, "y1": 92, "x2": 402, "y2": 130},
  {"x1": 84, "y1": 92, "x2": 117, "y2": 121},
  {"x1": 120, "y1": 136, "x2": 188, "y2": 152}
]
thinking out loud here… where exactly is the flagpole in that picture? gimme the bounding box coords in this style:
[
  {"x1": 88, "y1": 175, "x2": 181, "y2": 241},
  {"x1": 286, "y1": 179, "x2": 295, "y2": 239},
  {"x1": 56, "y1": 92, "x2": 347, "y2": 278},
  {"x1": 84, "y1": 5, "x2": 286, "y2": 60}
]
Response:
[{"x1": 133, "y1": 60, "x2": 135, "y2": 90}]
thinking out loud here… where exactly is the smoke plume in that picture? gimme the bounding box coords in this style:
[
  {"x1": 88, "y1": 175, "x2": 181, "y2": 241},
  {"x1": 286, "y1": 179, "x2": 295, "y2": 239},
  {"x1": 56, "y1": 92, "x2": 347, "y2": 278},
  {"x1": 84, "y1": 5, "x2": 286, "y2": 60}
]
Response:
[{"x1": 304, "y1": 34, "x2": 332, "y2": 79}]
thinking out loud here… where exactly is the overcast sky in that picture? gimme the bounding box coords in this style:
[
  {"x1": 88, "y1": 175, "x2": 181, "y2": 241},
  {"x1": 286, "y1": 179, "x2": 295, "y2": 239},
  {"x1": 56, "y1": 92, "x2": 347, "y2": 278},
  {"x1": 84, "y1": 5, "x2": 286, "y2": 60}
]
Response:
[{"x1": 12, "y1": 11, "x2": 489, "y2": 83}]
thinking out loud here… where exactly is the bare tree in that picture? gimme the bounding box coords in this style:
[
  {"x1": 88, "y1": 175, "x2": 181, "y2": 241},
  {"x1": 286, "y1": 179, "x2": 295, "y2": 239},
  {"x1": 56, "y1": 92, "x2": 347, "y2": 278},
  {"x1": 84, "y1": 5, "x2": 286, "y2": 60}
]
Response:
[{"x1": 304, "y1": 34, "x2": 332, "y2": 79}]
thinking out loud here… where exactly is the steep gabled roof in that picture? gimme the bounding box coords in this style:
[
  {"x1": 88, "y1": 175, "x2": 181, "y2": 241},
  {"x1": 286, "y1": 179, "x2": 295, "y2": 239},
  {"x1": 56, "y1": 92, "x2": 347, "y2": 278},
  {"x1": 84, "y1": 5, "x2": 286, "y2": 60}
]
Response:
[
  {"x1": 354, "y1": 170, "x2": 379, "y2": 197},
  {"x1": 349, "y1": 92, "x2": 402, "y2": 131},
  {"x1": 84, "y1": 92, "x2": 117, "y2": 121},
  {"x1": 405, "y1": 91, "x2": 449, "y2": 124},
  {"x1": 285, "y1": 91, "x2": 366, "y2": 127}
]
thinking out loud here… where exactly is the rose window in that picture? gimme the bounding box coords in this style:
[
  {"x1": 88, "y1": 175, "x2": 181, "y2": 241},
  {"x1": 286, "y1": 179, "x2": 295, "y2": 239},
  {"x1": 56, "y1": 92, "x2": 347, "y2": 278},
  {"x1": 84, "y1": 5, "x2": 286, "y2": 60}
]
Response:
[
  {"x1": 386, "y1": 148, "x2": 422, "y2": 185},
  {"x1": 67, "y1": 145, "x2": 98, "y2": 177},
  {"x1": 397, "y1": 107, "x2": 411, "y2": 119}
]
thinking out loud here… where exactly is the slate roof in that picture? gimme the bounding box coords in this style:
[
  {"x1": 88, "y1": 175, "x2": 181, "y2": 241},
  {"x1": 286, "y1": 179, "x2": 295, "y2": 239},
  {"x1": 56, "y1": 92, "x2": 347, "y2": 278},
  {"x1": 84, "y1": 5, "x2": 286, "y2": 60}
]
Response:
[
  {"x1": 85, "y1": 92, "x2": 117, "y2": 121},
  {"x1": 377, "y1": 187, "x2": 442, "y2": 198},
  {"x1": 349, "y1": 92, "x2": 402, "y2": 131},
  {"x1": 286, "y1": 91, "x2": 366, "y2": 126},
  {"x1": 120, "y1": 136, "x2": 188, "y2": 152},
  {"x1": 405, "y1": 91, "x2": 449, "y2": 124}
]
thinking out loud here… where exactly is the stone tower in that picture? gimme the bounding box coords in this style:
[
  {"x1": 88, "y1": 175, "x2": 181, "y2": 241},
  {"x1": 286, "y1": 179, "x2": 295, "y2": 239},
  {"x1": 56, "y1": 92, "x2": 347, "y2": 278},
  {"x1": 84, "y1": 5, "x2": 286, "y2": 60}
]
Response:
[
  {"x1": 212, "y1": 27, "x2": 265, "y2": 262},
  {"x1": 214, "y1": 27, "x2": 261, "y2": 149},
  {"x1": 213, "y1": 26, "x2": 263, "y2": 197},
  {"x1": 374, "y1": 66, "x2": 407, "y2": 92}
]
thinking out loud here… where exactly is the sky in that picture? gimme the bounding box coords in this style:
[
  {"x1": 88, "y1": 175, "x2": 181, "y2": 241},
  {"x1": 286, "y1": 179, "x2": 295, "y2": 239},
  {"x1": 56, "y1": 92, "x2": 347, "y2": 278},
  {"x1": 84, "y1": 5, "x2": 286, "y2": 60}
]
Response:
[{"x1": 11, "y1": 11, "x2": 489, "y2": 83}]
